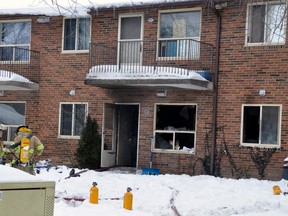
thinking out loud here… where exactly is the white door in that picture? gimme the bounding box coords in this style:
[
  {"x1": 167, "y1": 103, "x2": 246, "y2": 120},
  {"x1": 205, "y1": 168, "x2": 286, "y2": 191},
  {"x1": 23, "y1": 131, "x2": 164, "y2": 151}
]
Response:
[
  {"x1": 101, "y1": 103, "x2": 117, "y2": 167},
  {"x1": 118, "y1": 14, "x2": 143, "y2": 66}
]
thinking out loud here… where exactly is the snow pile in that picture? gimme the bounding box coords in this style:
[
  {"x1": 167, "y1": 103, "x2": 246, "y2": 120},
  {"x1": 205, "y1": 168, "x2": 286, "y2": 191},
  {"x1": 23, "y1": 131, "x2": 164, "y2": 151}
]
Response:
[
  {"x1": 34, "y1": 165, "x2": 288, "y2": 216},
  {"x1": 0, "y1": 164, "x2": 42, "y2": 182},
  {"x1": 2, "y1": 164, "x2": 288, "y2": 215}
]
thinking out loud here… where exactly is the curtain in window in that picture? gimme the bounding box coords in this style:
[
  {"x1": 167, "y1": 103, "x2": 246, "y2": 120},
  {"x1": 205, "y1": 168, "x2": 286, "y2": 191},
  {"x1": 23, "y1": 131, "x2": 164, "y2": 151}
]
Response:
[
  {"x1": 77, "y1": 18, "x2": 90, "y2": 50},
  {"x1": 250, "y1": 5, "x2": 265, "y2": 43},
  {"x1": 74, "y1": 104, "x2": 86, "y2": 136},
  {"x1": 60, "y1": 104, "x2": 73, "y2": 135},
  {"x1": 64, "y1": 19, "x2": 76, "y2": 50}
]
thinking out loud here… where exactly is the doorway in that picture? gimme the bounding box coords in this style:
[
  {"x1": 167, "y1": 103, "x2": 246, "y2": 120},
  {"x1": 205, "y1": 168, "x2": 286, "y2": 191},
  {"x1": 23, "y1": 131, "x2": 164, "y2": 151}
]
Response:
[{"x1": 101, "y1": 103, "x2": 139, "y2": 168}]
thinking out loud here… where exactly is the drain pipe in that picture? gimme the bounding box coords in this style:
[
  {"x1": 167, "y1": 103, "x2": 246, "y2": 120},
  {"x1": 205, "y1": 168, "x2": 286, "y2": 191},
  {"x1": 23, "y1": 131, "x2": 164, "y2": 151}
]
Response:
[{"x1": 210, "y1": 4, "x2": 224, "y2": 175}]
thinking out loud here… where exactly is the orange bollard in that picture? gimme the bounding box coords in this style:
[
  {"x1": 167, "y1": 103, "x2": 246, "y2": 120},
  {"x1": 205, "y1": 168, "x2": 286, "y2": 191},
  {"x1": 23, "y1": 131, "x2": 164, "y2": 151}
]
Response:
[
  {"x1": 123, "y1": 187, "x2": 133, "y2": 210},
  {"x1": 273, "y1": 185, "x2": 282, "y2": 195},
  {"x1": 90, "y1": 182, "x2": 99, "y2": 204}
]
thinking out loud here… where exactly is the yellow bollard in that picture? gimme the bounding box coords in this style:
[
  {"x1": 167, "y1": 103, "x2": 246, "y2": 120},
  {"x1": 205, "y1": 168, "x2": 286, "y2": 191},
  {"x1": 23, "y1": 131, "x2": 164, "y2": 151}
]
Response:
[
  {"x1": 90, "y1": 182, "x2": 99, "y2": 204},
  {"x1": 123, "y1": 187, "x2": 133, "y2": 210}
]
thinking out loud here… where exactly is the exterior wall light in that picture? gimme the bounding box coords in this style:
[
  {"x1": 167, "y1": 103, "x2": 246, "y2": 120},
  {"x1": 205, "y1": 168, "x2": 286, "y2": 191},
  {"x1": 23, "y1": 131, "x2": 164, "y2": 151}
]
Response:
[
  {"x1": 259, "y1": 89, "x2": 266, "y2": 96},
  {"x1": 147, "y1": 18, "x2": 154, "y2": 23},
  {"x1": 69, "y1": 89, "x2": 76, "y2": 96}
]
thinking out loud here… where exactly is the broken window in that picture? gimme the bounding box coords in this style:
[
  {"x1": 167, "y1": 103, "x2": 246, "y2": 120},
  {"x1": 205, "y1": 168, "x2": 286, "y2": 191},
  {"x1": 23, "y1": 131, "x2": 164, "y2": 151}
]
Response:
[
  {"x1": 154, "y1": 104, "x2": 196, "y2": 153},
  {"x1": 241, "y1": 105, "x2": 281, "y2": 147}
]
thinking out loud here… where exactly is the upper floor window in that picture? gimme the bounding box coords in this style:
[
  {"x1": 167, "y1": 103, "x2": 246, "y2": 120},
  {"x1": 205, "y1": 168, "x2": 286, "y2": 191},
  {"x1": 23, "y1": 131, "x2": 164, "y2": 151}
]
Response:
[
  {"x1": 0, "y1": 102, "x2": 25, "y2": 142},
  {"x1": 0, "y1": 20, "x2": 31, "y2": 61},
  {"x1": 241, "y1": 105, "x2": 281, "y2": 147},
  {"x1": 63, "y1": 17, "x2": 90, "y2": 52},
  {"x1": 158, "y1": 9, "x2": 201, "y2": 59},
  {"x1": 246, "y1": 2, "x2": 287, "y2": 45},
  {"x1": 59, "y1": 103, "x2": 88, "y2": 137},
  {"x1": 154, "y1": 104, "x2": 196, "y2": 153}
]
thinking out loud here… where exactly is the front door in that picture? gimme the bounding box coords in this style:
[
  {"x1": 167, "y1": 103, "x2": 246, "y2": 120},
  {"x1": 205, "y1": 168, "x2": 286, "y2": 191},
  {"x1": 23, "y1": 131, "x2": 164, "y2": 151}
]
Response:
[
  {"x1": 118, "y1": 14, "x2": 143, "y2": 66},
  {"x1": 101, "y1": 103, "x2": 139, "y2": 168},
  {"x1": 101, "y1": 103, "x2": 117, "y2": 167}
]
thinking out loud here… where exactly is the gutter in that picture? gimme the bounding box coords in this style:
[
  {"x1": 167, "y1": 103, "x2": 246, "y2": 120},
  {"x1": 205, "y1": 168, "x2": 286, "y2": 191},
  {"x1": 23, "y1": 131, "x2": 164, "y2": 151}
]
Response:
[{"x1": 210, "y1": 3, "x2": 224, "y2": 175}]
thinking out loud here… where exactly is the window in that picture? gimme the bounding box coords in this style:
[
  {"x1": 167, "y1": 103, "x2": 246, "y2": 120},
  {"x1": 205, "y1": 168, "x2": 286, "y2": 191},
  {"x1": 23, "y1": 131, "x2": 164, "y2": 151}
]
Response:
[
  {"x1": 0, "y1": 20, "x2": 31, "y2": 61},
  {"x1": 59, "y1": 103, "x2": 88, "y2": 137},
  {"x1": 0, "y1": 102, "x2": 25, "y2": 142},
  {"x1": 246, "y1": 2, "x2": 287, "y2": 45},
  {"x1": 241, "y1": 105, "x2": 281, "y2": 147},
  {"x1": 154, "y1": 104, "x2": 196, "y2": 153},
  {"x1": 158, "y1": 9, "x2": 201, "y2": 58},
  {"x1": 63, "y1": 17, "x2": 90, "y2": 51}
]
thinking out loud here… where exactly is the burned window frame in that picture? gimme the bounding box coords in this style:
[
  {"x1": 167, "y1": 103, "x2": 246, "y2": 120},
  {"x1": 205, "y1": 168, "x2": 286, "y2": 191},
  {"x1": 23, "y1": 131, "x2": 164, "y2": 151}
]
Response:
[
  {"x1": 241, "y1": 104, "x2": 282, "y2": 148},
  {"x1": 153, "y1": 103, "x2": 197, "y2": 153}
]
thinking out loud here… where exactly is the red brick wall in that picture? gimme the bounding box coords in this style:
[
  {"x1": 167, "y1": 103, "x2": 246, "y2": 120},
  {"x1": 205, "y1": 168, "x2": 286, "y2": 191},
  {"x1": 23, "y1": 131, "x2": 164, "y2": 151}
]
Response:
[
  {"x1": 90, "y1": 4, "x2": 216, "y2": 175},
  {"x1": 217, "y1": 2, "x2": 288, "y2": 180},
  {"x1": 1, "y1": 1, "x2": 286, "y2": 180}
]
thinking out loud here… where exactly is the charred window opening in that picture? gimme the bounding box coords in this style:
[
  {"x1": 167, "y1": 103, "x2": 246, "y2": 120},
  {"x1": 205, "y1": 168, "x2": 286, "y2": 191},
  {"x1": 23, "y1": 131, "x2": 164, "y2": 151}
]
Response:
[
  {"x1": 242, "y1": 105, "x2": 281, "y2": 147},
  {"x1": 154, "y1": 104, "x2": 196, "y2": 152}
]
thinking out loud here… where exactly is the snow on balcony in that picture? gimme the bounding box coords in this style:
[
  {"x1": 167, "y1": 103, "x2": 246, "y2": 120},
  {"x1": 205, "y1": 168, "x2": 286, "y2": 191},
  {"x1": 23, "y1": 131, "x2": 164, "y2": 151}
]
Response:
[{"x1": 87, "y1": 65, "x2": 209, "y2": 81}]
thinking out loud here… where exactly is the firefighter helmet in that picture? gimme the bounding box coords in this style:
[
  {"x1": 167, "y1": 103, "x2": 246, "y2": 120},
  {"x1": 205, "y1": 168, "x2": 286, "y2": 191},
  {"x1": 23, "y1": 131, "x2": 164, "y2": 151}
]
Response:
[{"x1": 16, "y1": 125, "x2": 29, "y2": 134}]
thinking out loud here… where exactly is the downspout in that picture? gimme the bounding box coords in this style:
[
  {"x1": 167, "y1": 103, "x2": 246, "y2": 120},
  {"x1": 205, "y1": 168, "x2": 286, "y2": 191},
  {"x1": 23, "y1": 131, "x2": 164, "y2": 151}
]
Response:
[{"x1": 210, "y1": 6, "x2": 222, "y2": 175}]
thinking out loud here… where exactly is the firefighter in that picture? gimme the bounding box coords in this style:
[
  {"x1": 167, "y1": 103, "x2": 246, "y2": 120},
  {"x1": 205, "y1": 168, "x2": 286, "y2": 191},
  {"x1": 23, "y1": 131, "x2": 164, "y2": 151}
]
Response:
[
  {"x1": 0, "y1": 124, "x2": 7, "y2": 165},
  {"x1": 8, "y1": 125, "x2": 44, "y2": 175}
]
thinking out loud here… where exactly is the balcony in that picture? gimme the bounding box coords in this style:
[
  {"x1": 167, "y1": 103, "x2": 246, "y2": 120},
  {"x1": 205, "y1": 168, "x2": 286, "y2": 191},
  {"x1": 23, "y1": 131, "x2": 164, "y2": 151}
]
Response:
[
  {"x1": 0, "y1": 47, "x2": 40, "y2": 91},
  {"x1": 85, "y1": 39, "x2": 214, "y2": 90}
]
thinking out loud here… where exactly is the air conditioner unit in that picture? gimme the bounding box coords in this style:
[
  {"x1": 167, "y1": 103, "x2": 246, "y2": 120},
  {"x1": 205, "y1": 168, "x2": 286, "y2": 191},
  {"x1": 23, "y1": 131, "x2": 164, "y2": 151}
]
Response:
[{"x1": 0, "y1": 181, "x2": 55, "y2": 216}]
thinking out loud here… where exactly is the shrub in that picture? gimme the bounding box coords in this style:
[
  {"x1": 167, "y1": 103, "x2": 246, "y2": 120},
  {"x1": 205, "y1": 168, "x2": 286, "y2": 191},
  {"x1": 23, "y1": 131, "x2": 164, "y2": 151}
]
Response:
[{"x1": 75, "y1": 114, "x2": 101, "y2": 169}]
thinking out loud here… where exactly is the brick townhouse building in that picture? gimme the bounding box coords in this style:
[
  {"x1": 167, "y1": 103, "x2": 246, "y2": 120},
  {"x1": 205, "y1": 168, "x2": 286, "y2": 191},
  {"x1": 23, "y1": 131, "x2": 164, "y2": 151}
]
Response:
[{"x1": 0, "y1": 0, "x2": 287, "y2": 180}]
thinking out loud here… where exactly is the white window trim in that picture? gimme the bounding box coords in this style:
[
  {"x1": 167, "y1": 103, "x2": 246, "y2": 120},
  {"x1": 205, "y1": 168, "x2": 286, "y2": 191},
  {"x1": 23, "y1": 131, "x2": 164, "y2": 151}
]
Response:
[
  {"x1": 0, "y1": 19, "x2": 31, "y2": 63},
  {"x1": 157, "y1": 8, "x2": 202, "y2": 60},
  {"x1": 240, "y1": 104, "x2": 282, "y2": 148},
  {"x1": 153, "y1": 103, "x2": 197, "y2": 154},
  {"x1": 58, "y1": 102, "x2": 88, "y2": 139},
  {"x1": 61, "y1": 16, "x2": 91, "y2": 53},
  {"x1": 245, "y1": 1, "x2": 287, "y2": 46}
]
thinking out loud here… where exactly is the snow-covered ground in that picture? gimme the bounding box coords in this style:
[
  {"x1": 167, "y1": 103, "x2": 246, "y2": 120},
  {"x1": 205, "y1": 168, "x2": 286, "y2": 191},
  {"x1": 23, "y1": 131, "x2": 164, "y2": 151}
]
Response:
[{"x1": 1, "y1": 164, "x2": 288, "y2": 216}]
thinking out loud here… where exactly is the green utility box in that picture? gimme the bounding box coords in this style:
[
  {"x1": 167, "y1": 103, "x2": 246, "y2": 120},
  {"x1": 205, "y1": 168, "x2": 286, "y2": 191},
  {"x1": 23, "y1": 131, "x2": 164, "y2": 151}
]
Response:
[{"x1": 0, "y1": 181, "x2": 55, "y2": 216}]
